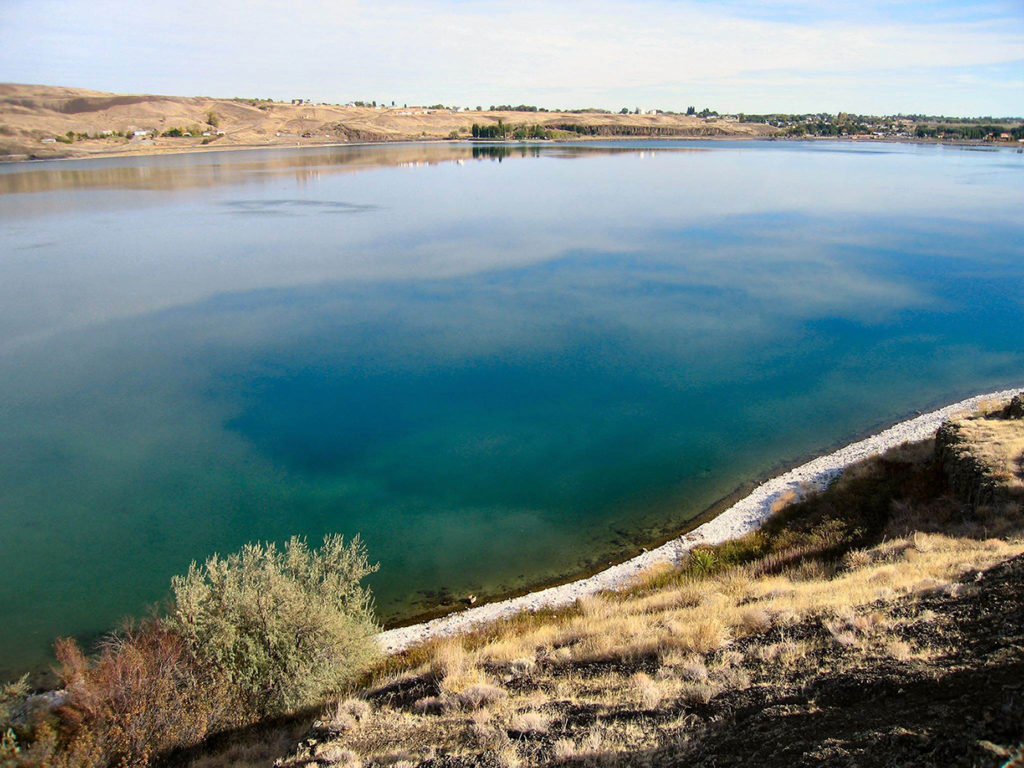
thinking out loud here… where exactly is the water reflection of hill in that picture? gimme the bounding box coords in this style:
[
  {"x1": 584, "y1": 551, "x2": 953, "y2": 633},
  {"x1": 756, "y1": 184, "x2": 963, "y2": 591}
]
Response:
[{"x1": 0, "y1": 143, "x2": 704, "y2": 195}]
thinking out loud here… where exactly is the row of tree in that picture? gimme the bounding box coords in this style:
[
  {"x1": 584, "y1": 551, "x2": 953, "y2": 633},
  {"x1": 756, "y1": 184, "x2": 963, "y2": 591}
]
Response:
[
  {"x1": 915, "y1": 124, "x2": 1023, "y2": 140},
  {"x1": 470, "y1": 121, "x2": 554, "y2": 140}
]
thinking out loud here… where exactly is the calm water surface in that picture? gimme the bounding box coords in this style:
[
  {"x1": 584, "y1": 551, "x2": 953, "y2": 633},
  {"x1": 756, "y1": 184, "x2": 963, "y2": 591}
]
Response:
[{"x1": 1, "y1": 141, "x2": 1022, "y2": 674}]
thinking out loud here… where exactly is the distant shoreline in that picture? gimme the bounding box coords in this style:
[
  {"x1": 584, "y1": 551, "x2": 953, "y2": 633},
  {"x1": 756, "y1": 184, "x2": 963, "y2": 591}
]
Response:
[
  {"x1": 2, "y1": 134, "x2": 1019, "y2": 166},
  {"x1": 0, "y1": 135, "x2": 746, "y2": 165},
  {"x1": 378, "y1": 386, "x2": 1022, "y2": 653}
]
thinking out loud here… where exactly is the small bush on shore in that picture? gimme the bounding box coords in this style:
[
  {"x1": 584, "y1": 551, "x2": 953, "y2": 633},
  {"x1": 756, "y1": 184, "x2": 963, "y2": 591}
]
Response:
[{"x1": 169, "y1": 534, "x2": 380, "y2": 716}]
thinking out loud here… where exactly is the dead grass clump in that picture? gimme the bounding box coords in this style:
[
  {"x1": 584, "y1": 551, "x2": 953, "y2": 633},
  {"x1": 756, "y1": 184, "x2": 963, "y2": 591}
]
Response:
[
  {"x1": 751, "y1": 639, "x2": 808, "y2": 670},
  {"x1": 471, "y1": 710, "x2": 510, "y2": 750},
  {"x1": 317, "y1": 746, "x2": 361, "y2": 767},
  {"x1": 329, "y1": 698, "x2": 371, "y2": 726},
  {"x1": 665, "y1": 613, "x2": 730, "y2": 655},
  {"x1": 661, "y1": 653, "x2": 708, "y2": 683},
  {"x1": 552, "y1": 738, "x2": 578, "y2": 760},
  {"x1": 429, "y1": 640, "x2": 467, "y2": 682},
  {"x1": 823, "y1": 618, "x2": 859, "y2": 648},
  {"x1": 509, "y1": 710, "x2": 551, "y2": 735},
  {"x1": 738, "y1": 606, "x2": 772, "y2": 634},
  {"x1": 842, "y1": 548, "x2": 873, "y2": 571},
  {"x1": 677, "y1": 680, "x2": 719, "y2": 705},
  {"x1": 717, "y1": 569, "x2": 754, "y2": 599},
  {"x1": 712, "y1": 665, "x2": 751, "y2": 690},
  {"x1": 717, "y1": 650, "x2": 744, "y2": 667},
  {"x1": 556, "y1": 728, "x2": 605, "y2": 760},
  {"x1": 883, "y1": 637, "x2": 913, "y2": 661},
  {"x1": 457, "y1": 683, "x2": 507, "y2": 710},
  {"x1": 429, "y1": 640, "x2": 487, "y2": 693},
  {"x1": 631, "y1": 672, "x2": 665, "y2": 709}
]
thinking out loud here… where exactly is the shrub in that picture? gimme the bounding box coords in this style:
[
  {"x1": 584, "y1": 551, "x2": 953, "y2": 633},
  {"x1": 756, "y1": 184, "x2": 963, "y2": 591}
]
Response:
[
  {"x1": 168, "y1": 534, "x2": 380, "y2": 716},
  {"x1": 1, "y1": 675, "x2": 31, "y2": 763},
  {"x1": 689, "y1": 548, "x2": 718, "y2": 575},
  {"x1": 52, "y1": 623, "x2": 239, "y2": 767}
]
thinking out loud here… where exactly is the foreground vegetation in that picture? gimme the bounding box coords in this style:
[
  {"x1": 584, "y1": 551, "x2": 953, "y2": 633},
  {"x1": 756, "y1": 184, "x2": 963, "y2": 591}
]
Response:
[
  {"x1": 0, "y1": 537, "x2": 379, "y2": 767},
  {"x1": 2, "y1": 395, "x2": 1021, "y2": 767}
]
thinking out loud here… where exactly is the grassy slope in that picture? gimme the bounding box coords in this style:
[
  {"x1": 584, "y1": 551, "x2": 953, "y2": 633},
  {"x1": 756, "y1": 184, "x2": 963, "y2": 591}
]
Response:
[
  {"x1": 167, "y1": 399, "x2": 1024, "y2": 768},
  {"x1": 0, "y1": 84, "x2": 772, "y2": 161}
]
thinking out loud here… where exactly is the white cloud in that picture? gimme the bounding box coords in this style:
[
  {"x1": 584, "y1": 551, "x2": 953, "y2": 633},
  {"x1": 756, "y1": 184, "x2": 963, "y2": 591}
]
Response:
[{"x1": 1, "y1": 0, "x2": 1022, "y2": 113}]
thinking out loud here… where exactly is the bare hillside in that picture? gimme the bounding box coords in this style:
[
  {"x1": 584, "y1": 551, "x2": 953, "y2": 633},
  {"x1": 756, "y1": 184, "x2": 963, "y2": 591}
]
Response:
[{"x1": 0, "y1": 83, "x2": 773, "y2": 161}]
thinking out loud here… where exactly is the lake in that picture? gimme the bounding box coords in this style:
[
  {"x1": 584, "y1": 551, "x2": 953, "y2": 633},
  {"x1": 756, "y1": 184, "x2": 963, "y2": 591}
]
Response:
[{"x1": 0, "y1": 140, "x2": 1022, "y2": 676}]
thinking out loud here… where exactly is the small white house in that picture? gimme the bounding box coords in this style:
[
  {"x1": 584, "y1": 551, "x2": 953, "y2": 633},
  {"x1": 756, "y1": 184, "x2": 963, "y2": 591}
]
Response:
[
  {"x1": 132, "y1": 130, "x2": 149, "y2": 137},
  {"x1": 41, "y1": 137, "x2": 56, "y2": 143}
]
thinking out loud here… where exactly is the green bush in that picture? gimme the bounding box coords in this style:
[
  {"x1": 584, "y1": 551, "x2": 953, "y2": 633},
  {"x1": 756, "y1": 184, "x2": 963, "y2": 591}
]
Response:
[{"x1": 168, "y1": 535, "x2": 380, "y2": 716}]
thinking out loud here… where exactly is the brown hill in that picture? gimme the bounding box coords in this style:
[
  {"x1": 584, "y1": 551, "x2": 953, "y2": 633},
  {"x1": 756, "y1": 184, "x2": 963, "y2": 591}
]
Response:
[{"x1": 0, "y1": 83, "x2": 773, "y2": 161}]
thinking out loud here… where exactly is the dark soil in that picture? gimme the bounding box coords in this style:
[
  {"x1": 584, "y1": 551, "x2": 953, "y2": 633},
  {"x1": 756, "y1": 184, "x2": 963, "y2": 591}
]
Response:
[{"x1": 634, "y1": 554, "x2": 1024, "y2": 768}]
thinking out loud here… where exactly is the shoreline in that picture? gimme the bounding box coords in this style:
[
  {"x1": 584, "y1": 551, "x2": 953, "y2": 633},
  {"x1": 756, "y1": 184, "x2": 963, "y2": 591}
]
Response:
[
  {"x1": 378, "y1": 386, "x2": 1022, "y2": 654},
  {"x1": 2, "y1": 134, "x2": 1016, "y2": 167},
  {"x1": 0, "y1": 134, "x2": 764, "y2": 166}
]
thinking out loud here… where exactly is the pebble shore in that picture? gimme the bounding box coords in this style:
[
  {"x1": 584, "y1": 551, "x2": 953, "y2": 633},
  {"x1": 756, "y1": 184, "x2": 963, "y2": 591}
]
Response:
[{"x1": 378, "y1": 387, "x2": 1021, "y2": 654}]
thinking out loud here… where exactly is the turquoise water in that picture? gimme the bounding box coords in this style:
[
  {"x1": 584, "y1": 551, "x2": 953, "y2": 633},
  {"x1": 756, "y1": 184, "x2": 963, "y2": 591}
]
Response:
[{"x1": 0, "y1": 140, "x2": 1022, "y2": 675}]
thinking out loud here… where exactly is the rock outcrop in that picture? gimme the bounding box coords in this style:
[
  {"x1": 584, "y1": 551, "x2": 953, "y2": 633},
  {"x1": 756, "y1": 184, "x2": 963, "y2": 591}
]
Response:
[{"x1": 936, "y1": 393, "x2": 1024, "y2": 507}]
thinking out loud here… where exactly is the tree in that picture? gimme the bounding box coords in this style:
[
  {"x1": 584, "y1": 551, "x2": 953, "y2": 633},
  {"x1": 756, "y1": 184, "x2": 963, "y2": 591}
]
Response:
[
  {"x1": 686, "y1": 106, "x2": 696, "y2": 115},
  {"x1": 206, "y1": 110, "x2": 220, "y2": 127},
  {"x1": 620, "y1": 107, "x2": 630, "y2": 114}
]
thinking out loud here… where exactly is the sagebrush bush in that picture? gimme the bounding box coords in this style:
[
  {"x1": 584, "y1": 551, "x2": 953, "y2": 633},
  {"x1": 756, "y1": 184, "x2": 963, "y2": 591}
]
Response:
[{"x1": 169, "y1": 534, "x2": 380, "y2": 716}]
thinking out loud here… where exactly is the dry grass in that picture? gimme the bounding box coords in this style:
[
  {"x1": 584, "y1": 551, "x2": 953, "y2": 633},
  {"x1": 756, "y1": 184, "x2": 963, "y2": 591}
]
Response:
[
  {"x1": 280, "y1": 534, "x2": 1023, "y2": 765},
  {"x1": 948, "y1": 416, "x2": 1024, "y2": 490}
]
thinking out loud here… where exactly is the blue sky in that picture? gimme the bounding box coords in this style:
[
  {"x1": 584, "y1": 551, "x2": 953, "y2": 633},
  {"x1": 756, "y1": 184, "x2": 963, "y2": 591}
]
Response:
[{"x1": 1, "y1": 0, "x2": 1022, "y2": 115}]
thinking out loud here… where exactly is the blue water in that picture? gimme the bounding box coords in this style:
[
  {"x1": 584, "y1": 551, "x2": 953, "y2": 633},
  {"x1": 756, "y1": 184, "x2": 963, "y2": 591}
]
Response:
[{"x1": 0, "y1": 140, "x2": 1022, "y2": 675}]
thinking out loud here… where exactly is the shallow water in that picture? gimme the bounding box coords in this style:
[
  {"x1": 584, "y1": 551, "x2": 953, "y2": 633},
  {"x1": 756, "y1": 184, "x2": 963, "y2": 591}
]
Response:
[{"x1": 0, "y1": 140, "x2": 1022, "y2": 674}]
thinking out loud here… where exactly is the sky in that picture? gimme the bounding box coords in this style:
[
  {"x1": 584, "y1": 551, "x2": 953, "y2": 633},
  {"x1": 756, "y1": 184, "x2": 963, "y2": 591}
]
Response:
[{"x1": 1, "y1": 0, "x2": 1022, "y2": 115}]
